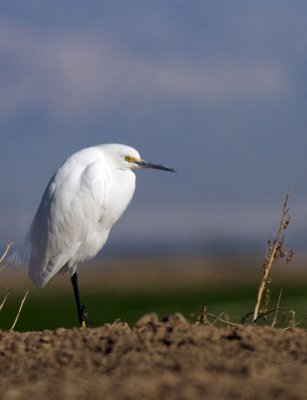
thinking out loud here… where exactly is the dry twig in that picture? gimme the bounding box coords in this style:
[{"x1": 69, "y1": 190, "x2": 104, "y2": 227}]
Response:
[
  {"x1": 205, "y1": 312, "x2": 238, "y2": 327},
  {"x1": 0, "y1": 240, "x2": 14, "y2": 270},
  {"x1": 241, "y1": 306, "x2": 290, "y2": 325},
  {"x1": 252, "y1": 191, "x2": 292, "y2": 324},
  {"x1": 283, "y1": 316, "x2": 307, "y2": 330},
  {"x1": 0, "y1": 289, "x2": 11, "y2": 311},
  {"x1": 10, "y1": 290, "x2": 29, "y2": 331},
  {"x1": 271, "y1": 288, "x2": 283, "y2": 328},
  {"x1": 288, "y1": 309, "x2": 296, "y2": 327}
]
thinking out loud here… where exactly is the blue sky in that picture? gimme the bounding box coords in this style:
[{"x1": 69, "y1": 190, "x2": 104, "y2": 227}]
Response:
[{"x1": 1, "y1": 1, "x2": 307, "y2": 253}]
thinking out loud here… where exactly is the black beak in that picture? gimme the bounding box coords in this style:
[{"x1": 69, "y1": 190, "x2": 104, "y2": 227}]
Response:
[{"x1": 135, "y1": 160, "x2": 177, "y2": 173}]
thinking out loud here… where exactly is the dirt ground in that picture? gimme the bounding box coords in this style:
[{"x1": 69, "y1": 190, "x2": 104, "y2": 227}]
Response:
[{"x1": 1, "y1": 313, "x2": 307, "y2": 400}]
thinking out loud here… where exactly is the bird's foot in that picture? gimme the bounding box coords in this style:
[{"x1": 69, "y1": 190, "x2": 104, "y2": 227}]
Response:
[{"x1": 80, "y1": 305, "x2": 88, "y2": 328}]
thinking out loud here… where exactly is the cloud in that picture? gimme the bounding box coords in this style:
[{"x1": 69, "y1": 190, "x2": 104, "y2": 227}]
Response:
[{"x1": 0, "y1": 20, "x2": 292, "y2": 123}]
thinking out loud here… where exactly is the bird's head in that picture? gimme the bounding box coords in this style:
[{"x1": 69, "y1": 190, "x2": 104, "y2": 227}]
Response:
[{"x1": 103, "y1": 144, "x2": 177, "y2": 173}]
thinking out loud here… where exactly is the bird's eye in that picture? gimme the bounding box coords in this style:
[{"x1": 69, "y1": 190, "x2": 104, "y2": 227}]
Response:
[{"x1": 125, "y1": 155, "x2": 134, "y2": 163}]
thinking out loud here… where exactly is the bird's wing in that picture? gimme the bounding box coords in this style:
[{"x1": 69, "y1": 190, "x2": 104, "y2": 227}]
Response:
[{"x1": 28, "y1": 152, "x2": 111, "y2": 287}]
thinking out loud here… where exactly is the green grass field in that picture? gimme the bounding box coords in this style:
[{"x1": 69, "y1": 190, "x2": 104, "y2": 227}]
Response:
[
  {"x1": 1, "y1": 257, "x2": 307, "y2": 331},
  {"x1": 1, "y1": 279, "x2": 307, "y2": 331}
]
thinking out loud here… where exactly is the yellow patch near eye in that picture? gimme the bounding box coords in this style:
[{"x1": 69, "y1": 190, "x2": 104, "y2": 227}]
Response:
[{"x1": 125, "y1": 155, "x2": 135, "y2": 163}]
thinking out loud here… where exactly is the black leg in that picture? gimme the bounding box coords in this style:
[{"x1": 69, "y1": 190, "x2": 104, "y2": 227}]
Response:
[{"x1": 70, "y1": 271, "x2": 88, "y2": 327}]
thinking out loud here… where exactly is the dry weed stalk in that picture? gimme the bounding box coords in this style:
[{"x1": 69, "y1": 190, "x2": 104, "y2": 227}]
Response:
[
  {"x1": 0, "y1": 240, "x2": 14, "y2": 271},
  {"x1": 271, "y1": 288, "x2": 283, "y2": 328},
  {"x1": 10, "y1": 291, "x2": 29, "y2": 330},
  {"x1": 283, "y1": 316, "x2": 307, "y2": 330},
  {"x1": 205, "y1": 311, "x2": 238, "y2": 327},
  {"x1": 0, "y1": 241, "x2": 14, "y2": 313},
  {"x1": 241, "y1": 306, "x2": 289, "y2": 325},
  {"x1": 192, "y1": 305, "x2": 209, "y2": 325},
  {"x1": 192, "y1": 305, "x2": 238, "y2": 327},
  {"x1": 0, "y1": 289, "x2": 11, "y2": 311},
  {"x1": 252, "y1": 191, "x2": 293, "y2": 324},
  {"x1": 288, "y1": 309, "x2": 296, "y2": 327},
  {"x1": 0, "y1": 240, "x2": 29, "y2": 329}
]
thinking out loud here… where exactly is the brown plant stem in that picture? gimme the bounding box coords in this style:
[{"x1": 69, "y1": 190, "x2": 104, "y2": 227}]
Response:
[{"x1": 252, "y1": 191, "x2": 290, "y2": 324}]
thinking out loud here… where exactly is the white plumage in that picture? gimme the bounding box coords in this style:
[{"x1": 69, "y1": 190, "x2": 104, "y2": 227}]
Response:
[
  {"x1": 28, "y1": 144, "x2": 139, "y2": 287},
  {"x1": 27, "y1": 144, "x2": 173, "y2": 287},
  {"x1": 23, "y1": 143, "x2": 176, "y2": 326}
]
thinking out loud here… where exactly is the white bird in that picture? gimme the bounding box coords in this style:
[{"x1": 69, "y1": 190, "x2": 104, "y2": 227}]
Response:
[{"x1": 25, "y1": 144, "x2": 176, "y2": 327}]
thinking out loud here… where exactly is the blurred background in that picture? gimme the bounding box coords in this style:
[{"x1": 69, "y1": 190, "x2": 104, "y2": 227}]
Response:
[{"x1": 0, "y1": 1, "x2": 307, "y2": 330}]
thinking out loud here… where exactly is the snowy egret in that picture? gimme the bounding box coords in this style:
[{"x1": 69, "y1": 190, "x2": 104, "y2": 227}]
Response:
[{"x1": 25, "y1": 144, "x2": 176, "y2": 327}]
